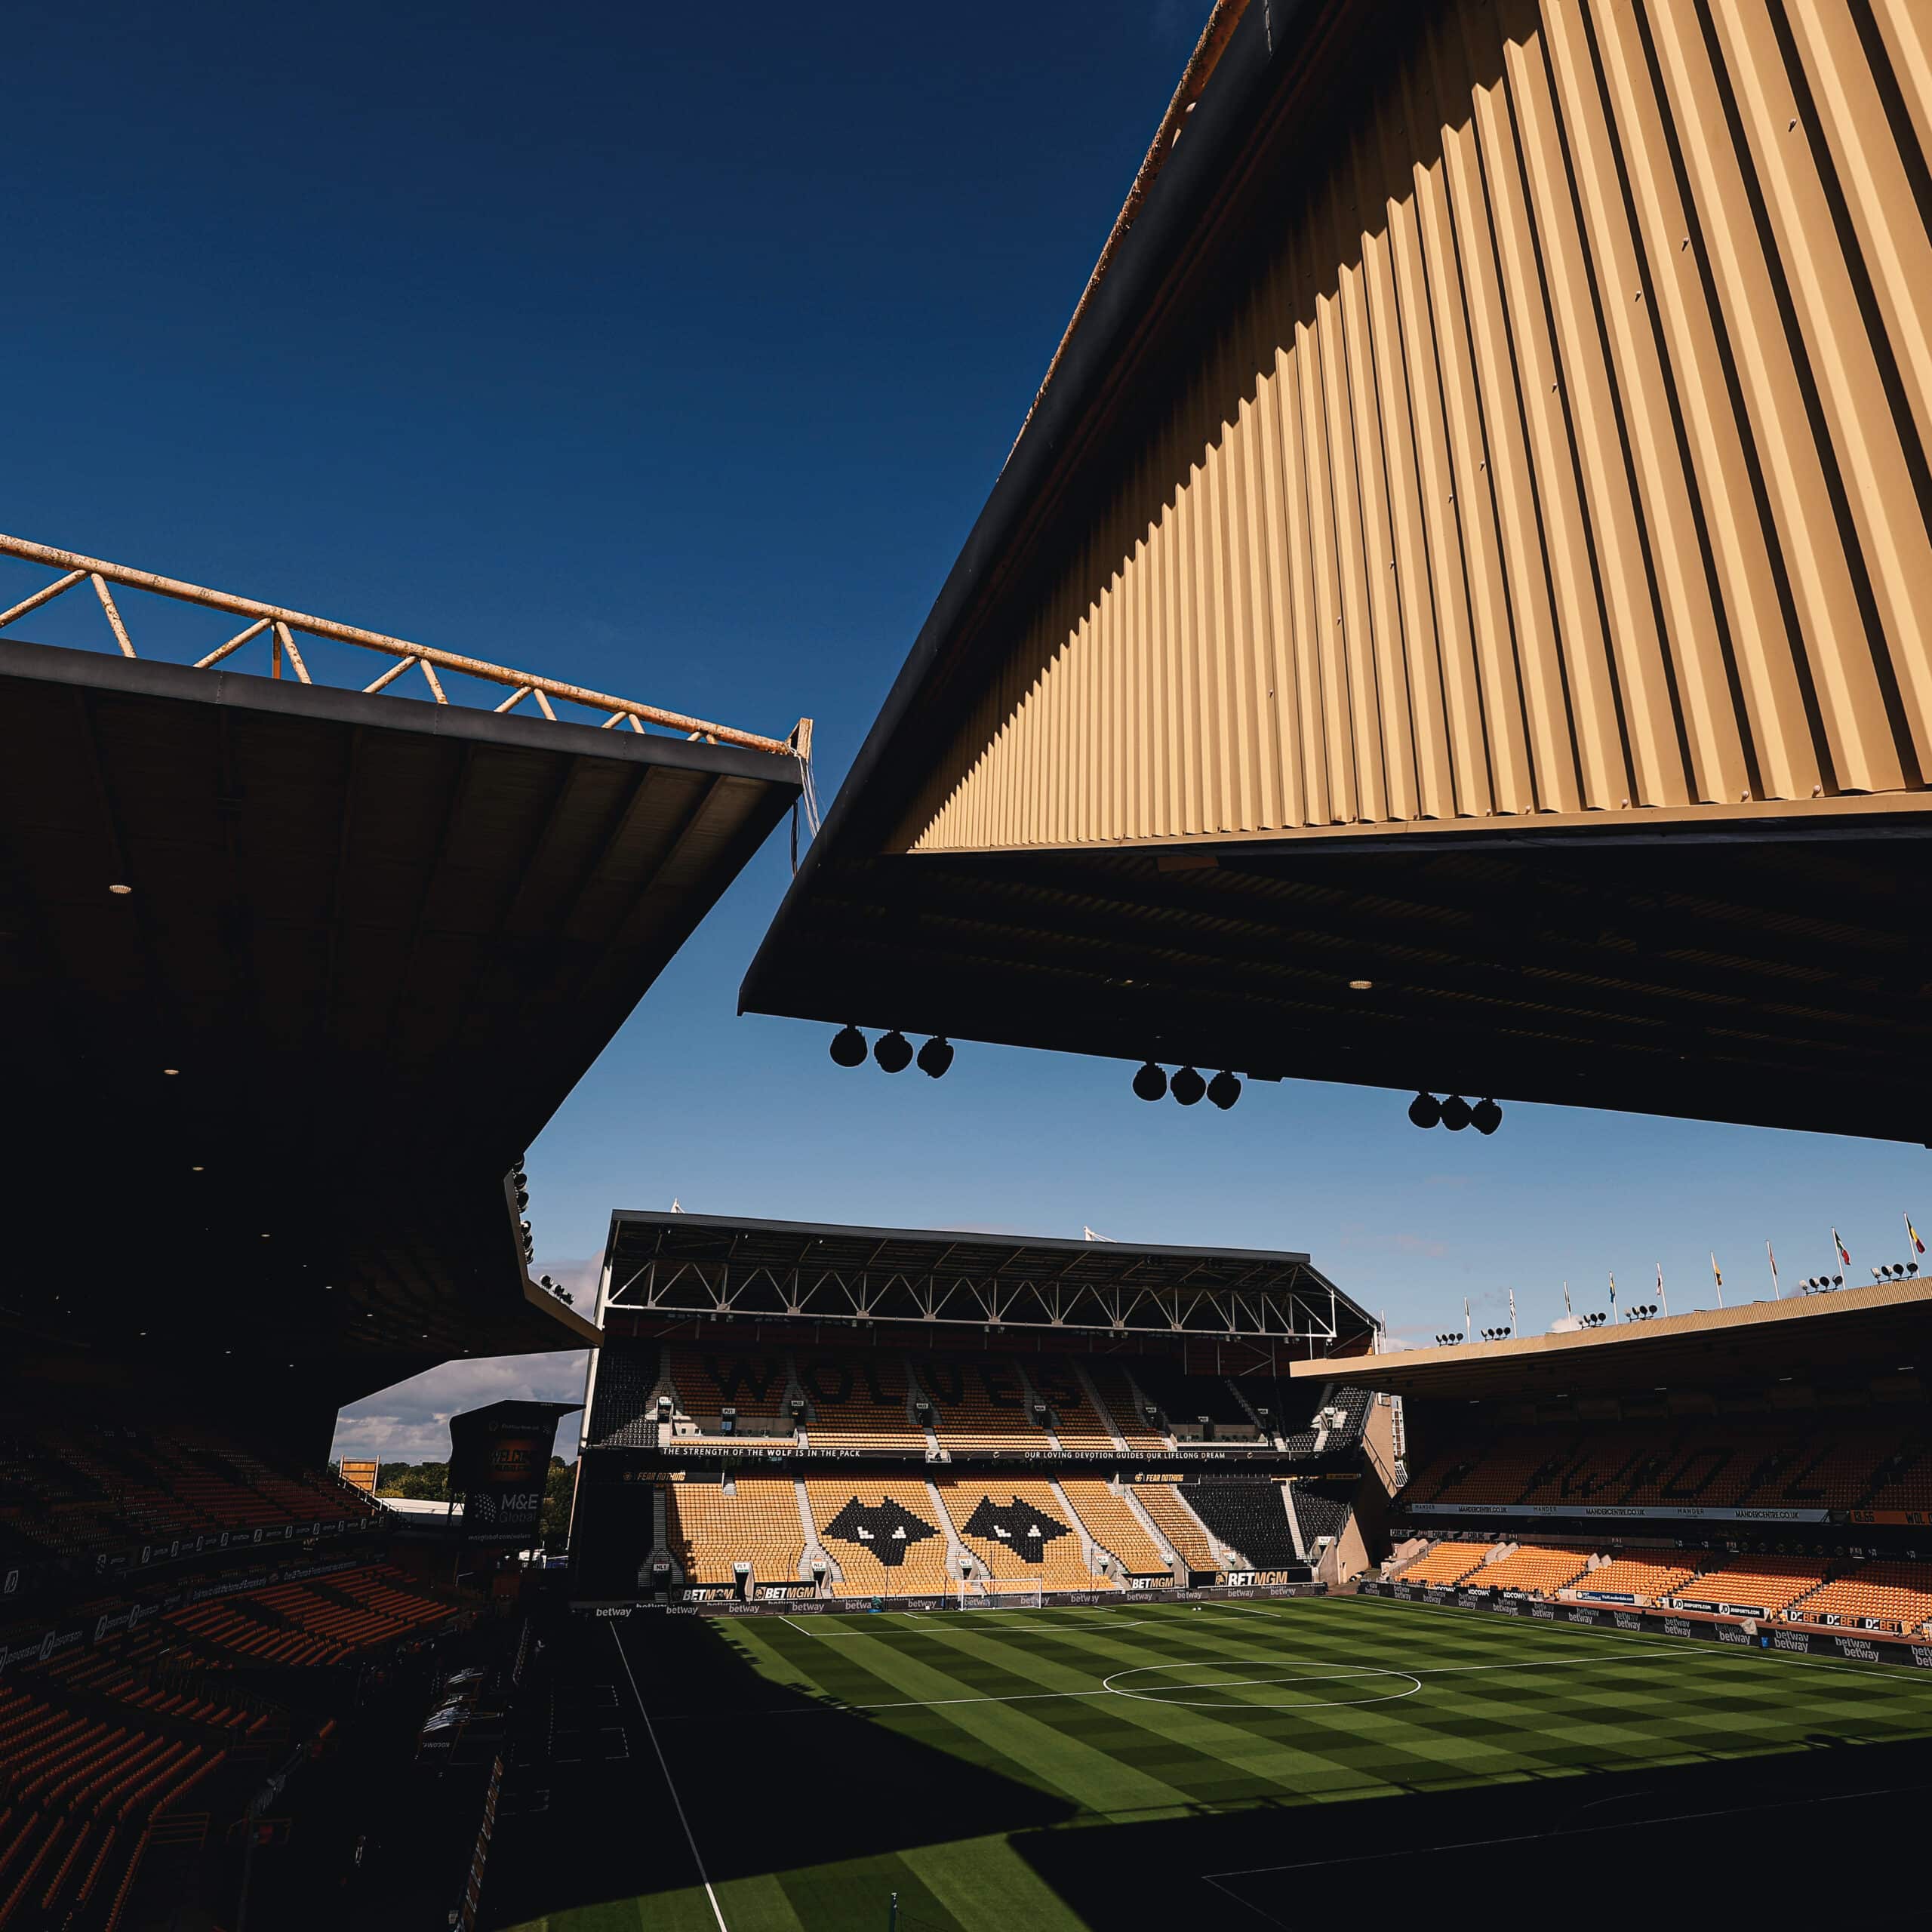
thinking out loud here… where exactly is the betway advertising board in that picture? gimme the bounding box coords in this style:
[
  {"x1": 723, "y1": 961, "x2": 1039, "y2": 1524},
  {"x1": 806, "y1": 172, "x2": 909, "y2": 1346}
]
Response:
[
  {"x1": 1358, "y1": 1580, "x2": 1932, "y2": 1671},
  {"x1": 1404, "y1": 1502, "x2": 1832, "y2": 1524}
]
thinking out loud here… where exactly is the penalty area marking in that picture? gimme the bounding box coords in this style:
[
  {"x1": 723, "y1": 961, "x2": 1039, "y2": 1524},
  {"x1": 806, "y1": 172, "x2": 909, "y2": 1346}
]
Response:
[{"x1": 1103, "y1": 1659, "x2": 1422, "y2": 1710}]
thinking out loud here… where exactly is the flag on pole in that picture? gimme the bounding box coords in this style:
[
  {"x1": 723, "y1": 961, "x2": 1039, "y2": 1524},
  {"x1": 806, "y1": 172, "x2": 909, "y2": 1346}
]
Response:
[
  {"x1": 1463, "y1": 1296, "x2": 1470, "y2": 1338},
  {"x1": 1768, "y1": 1239, "x2": 1780, "y2": 1300},
  {"x1": 1608, "y1": 1272, "x2": 1617, "y2": 1312},
  {"x1": 1909, "y1": 1214, "x2": 1924, "y2": 1257},
  {"x1": 1833, "y1": 1228, "x2": 1850, "y2": 1268},
  {"x1": 1508, "y1": 1287, "x2": 1517, "y2": 1335},
  {"x1": 1657, "y1": 1262, "x2": 1669, "y2": 1315},
  {"x1": 1708, "y1": 1253, "x2": 1722, "y2": 1309}
]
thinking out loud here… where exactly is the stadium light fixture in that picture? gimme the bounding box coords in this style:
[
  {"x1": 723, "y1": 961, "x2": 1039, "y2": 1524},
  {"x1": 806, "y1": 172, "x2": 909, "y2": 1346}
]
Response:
[
  {"x1": 1471, "y1": 1097, "x2": 1503, "y2": 1136},
  {"x1": 1349, "y1": 979, "x2": 1374, "y2": 991},
  {"x1": 1832, "y1": 1274, "x2": 1844, "y2": 1287},
  {"x1": 108, "y1": 882, "x2": 131, "y2": 895},
  {"x1": 1407, "y1": 1092, "x2": 1441, "y2": 1129},
  {"x1": 829, "y1": 1025, "x2": 867, "y2": 1068},
  {"x1": 915, "y1": 1036, "x2": 954, "y2": 1079},
  {"x1": 1132, "y1": 1061, "x2": 1168, "y2": 1102},
  {"x1": 1207, "y1": 1070, "x2": 1241, "y2": 1110},
  {"x1": 873, "y1": 1029, "x2": 913, "y2": 1074},
  {"x1": 1439, "y1": 1094, "x2": 1472, "y2": 1131},
  {"x1": 1170, "y1": 1066, "x2": 1206, "y2": 1106},
  {"x1": 163, "y1": 1067, "x2": 179, "y2": 1076}
]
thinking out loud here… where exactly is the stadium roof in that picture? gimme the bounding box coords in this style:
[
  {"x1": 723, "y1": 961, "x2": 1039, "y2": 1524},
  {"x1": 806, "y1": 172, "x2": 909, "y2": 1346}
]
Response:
[
  {"x1": 741, "y1": 0, "x2": 1930, "y2": 1144},
  {"x1": 1305, "y1": 1278, "x2": 1932, "y2": 1401},
  {"x1": 0, "y1": 632, "x2": 800, "y2": 1426},
  {"x1": 601, "y1": 1209, "x2": 1370, "y2": 1346}
]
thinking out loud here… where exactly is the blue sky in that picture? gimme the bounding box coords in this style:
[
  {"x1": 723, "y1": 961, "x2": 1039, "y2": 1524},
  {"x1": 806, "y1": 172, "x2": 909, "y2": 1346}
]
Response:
[{"x1": 6, "y1": 5, "x2": 1923, "y2": 1465}]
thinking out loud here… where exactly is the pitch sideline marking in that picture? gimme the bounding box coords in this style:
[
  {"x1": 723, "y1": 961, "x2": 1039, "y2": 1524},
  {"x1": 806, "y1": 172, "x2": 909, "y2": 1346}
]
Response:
[{"x1": 609, "y1": 1623, "x2": 730, "y2": 1932}]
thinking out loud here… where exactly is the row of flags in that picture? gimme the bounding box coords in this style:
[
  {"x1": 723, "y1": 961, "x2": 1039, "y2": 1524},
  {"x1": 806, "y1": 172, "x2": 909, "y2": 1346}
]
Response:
[
  {"x1": 1605, "y1": 1213, "x2": 1923, "y2": 1313},
  {"x1": 1521, "y1": 1214, "x2": 1927, "y2": 1338}
]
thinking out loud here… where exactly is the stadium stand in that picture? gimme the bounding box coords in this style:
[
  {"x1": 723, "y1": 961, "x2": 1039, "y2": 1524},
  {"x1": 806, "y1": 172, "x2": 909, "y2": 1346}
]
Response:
[
  {"x1": 1791, "y1": 1561, "x2": 1932, "y2": 1635},
  {"x1": 1398, "y1": 1542, "x2": 1501, "y2": 1586},
  {"x1": 937, "y1": 1481, "x2": 1107, "y2": 1592},
  {"x1": 1027, "y1": 1358, "x2": 1118, "y2": 1450},
  {"x1": 1078, "y1": 1361, "x2": 1169, "y2": 1450},
  {"x1": 795, "y1": 1351, "x2": 927, "y2": 1451},
  {"x1": 1290, "y1": 1481, "x2": 1354, "y2": 1548},
  {"x1": 586, "y1": 1342, "x2": 660, "y2": 1448},
  {"x1": 1471, "y1": 1543, "x2": 1592, "y2": 1595},
  {"x1": 1132, "y1": 1486, "x2": 1220, "y2": 1572},
  {"x1": 1054, "y1": 1479, "x2": 1171, "y2": 1577},
  {"x1": 1670, "y1": 1554, "x2": 1830, "y2": 1616},
  {"x1": 915, "y1": 1357, "x2": 1048, "y2": 1452},
  {"x1": 0, "y1": 1424, "x2": 378, "y2": 1587},
  {"x1": 1407, "y1": 1420, "x2": 1932, "y2": 1516},
  {"x1": 1128, "y1": 1363, "x2": 1254, "y2": 1435},
  {"x1": 805, "y1": 1480, "x2": 953, "y2": 1598},
  {"x1": 665, "y1": 1479, "x2": 807, "y2": 1585},
  {"x1": 664, "y1": 1345, "x2": 794, "y2": 1437},
  {"x1": 1239, "y1": 1379, "x2": 1324, "y2": 1454},
  {"x1": 1319, "y1": 1385, "x2": 1372, "y2": 1451},
  {"x1": 1180, "y1": 1480, "x2": 1300, "y2": 1569},
  {"x1": 1565, "y1": 1549, "x2": 1705, "y2": 1604}
]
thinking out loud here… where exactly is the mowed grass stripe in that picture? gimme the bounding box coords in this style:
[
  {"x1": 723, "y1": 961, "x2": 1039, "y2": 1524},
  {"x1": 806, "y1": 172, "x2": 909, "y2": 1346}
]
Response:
[
  {"x1": 736, "y1": 1617, "x2": 1190, "y2": 1816},
  {"x1": 897, "y1": 1608, "x2": 1372, "y2": 1801}
]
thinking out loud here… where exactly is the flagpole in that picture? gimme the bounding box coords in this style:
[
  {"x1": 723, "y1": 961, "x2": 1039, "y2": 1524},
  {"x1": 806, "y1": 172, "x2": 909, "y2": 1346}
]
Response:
[
  {"x1": 1508, "y1": 1287, "x2": 1517, "y2": 1337},
  {"x1": 1463, "y1": 1296, "x2": 1470, "y2": 1342},
  {"x1": 1768, "y1": 1239, "x2": 1780, "y2": 1300},
  {"x1": 1657, "y1": 1263, "x2": 1669, "y2": 1317},
  {"x1": 1709, "y1": 1252, "x2": 1721, "y2": 1309}
]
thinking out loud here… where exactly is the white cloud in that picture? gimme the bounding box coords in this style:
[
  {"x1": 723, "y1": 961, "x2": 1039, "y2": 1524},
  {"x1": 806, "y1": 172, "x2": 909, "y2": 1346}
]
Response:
[{"x1": 330, "y1": 1343, "x2": 591, "y2": 1468}]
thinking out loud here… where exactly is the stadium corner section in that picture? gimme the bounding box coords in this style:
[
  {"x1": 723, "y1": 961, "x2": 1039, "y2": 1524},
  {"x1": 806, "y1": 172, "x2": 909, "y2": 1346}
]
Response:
[{"x1": 0, "y1": 555, "x2": 808, "y2": 1928}]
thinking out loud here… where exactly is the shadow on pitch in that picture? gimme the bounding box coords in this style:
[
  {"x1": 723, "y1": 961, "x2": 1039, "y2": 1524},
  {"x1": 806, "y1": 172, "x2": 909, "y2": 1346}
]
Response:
[
  {"x1": 481, "y1": 1611, "x2": 1075, "y2": 1927},
  {"x1": 1011, "y1": 1733, "x2": 1932, "y2": 1923}
]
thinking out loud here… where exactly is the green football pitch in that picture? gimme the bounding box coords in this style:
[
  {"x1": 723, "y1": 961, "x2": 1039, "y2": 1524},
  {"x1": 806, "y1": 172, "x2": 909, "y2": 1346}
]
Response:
[{"x1": 494, "y1": 1594, "x2": 1932, "y2": 1930}]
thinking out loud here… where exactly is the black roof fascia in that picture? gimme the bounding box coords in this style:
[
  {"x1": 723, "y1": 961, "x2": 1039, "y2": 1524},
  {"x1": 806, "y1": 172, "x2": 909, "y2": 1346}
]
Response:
[
  {"x1": 609, "y1": 1206, "x2": 1315, "y2": 1271},
  {"x1": 1, "y1": 634, "x2": 800, "y2": 790}
]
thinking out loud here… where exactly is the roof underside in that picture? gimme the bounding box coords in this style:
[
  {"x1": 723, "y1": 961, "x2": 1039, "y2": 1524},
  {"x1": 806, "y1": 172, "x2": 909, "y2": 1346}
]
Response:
[
  {"x1": 0, "y1": 640, "x2": 798, "y2": 1411},
  {"x1": 741, "y1": 824, "x2": 1927, "y2": 1140},
  {"x1": 1314, "y1": 1279, "x2": 1932, "y2": 1401},
  {"x1": 742, "y1": 0, "x2": 1931, "y2": 1143}
]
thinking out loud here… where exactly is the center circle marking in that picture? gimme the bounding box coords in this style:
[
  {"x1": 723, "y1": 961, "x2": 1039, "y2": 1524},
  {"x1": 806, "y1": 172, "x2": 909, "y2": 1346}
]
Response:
[{"x1": 1101, "y1": 1657, "x2": 1422, "y2": 1709}]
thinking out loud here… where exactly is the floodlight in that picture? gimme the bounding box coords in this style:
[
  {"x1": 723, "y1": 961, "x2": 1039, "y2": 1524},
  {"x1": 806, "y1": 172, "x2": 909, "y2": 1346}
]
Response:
[
  {"x1": 1471, "y1": 1097, "x2": 1503, "y2": 1135},
  {"x1": 1439, "y1": 1094, "x2": 1472, "y2": 1131},
  {"x1": 1408, "y1": 1092, "x2": 1441, "y2": 1130},
  {"x1": 1832, "y1": 1275, "x2": 1843, "y2": 1287},
  {"x1": 916, "y1": 1036, "x2": 955, "y2": 1079},
  {"x1": 1132, "y1": 1061, "x2": 1168, "y2": 1102},
  {"x1": 829, "y1": 1025, "x2": 867, "y2": 1068},
  {"x1": 1207, "y1": 1070, "x2": 1241, "y2": 1110},
  {"x1": 1170, "y1": 1066, "x2": 1206, "y2": 1106},
  {"x1": 874, "y1": 1029, "x2": 913, "y2": 1073}
]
